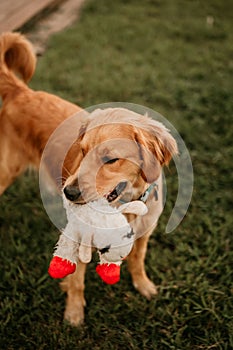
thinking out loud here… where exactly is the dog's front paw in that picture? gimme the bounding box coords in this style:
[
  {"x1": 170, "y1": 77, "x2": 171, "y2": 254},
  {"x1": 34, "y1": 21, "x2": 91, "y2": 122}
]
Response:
[
  {"x1": 133, "y1": 276, "x2": 158, "y2": 300},
  {"x1": 64, "y1": 297, "x2": 86, "y2": 327}
]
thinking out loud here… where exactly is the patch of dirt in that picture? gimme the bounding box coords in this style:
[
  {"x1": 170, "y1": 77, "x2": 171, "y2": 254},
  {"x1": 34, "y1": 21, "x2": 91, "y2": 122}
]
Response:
[{"x1": 26, "y1": 0, "x2": 86, "y2": 55}]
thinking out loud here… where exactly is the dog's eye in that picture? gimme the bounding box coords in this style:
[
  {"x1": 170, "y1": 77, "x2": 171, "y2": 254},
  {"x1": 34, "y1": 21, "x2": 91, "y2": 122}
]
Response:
[{"x1": 102, "y1": 156, "x2": 119, "y2": 164}]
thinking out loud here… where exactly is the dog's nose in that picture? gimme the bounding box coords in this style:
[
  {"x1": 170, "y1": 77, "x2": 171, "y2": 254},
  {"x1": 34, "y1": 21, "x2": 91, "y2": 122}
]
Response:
[{"x1": 63, "y1": 185, "x2": 81, "y2": 202}]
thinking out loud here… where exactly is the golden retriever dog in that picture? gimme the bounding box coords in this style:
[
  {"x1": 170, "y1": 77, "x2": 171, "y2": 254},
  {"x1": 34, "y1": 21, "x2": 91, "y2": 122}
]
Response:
[{"x1": 0, "y1": 32, "x2": 177, "y2": 326}]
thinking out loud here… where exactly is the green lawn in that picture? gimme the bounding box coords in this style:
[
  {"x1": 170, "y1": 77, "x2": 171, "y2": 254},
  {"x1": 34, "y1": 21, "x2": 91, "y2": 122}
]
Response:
[{"x1": 0, "y1": 0, "x2": 233, "y2": 349}]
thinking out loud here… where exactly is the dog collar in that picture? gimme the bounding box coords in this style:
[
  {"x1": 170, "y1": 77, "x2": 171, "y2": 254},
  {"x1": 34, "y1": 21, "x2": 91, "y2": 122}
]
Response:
[
  {"x1": 138, "y1": 181, "x2": 158, "y2": 203},
  {"x1": 118, "y1": 181, "x2": 158, "y2": 204}
]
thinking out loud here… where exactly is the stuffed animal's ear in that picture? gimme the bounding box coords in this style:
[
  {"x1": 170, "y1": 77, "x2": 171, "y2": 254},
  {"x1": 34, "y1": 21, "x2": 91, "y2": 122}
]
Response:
[
  {"x1": 119, "y1": 201, "x2": 148, "y2": 216},
  {"x1": 134, "y1": 120, "x2": 178, "y2": 183},
  {"x1": 77, "y1": 230, "x2": 93, "y2": 263},
  {"x1": 79, "y1": 244, "x2": 92, "y2": 263}
]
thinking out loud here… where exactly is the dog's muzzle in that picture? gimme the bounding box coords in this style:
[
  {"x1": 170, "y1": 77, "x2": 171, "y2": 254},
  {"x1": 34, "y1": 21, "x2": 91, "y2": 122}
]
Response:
[{"x1": 64, "y1": 181, "x2": 127, "y2": 203}]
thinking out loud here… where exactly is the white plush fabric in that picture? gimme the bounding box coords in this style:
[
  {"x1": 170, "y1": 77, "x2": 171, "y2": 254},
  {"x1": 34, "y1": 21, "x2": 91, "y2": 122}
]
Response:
[{"x1": 53, "y1": 197, "x2": 148, "y2": 265}]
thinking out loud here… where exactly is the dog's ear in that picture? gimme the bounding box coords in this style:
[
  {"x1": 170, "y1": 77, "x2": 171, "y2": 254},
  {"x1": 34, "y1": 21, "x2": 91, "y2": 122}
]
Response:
[{"x1": 134, "y1": 120, "x2": 178, "y2": 183}]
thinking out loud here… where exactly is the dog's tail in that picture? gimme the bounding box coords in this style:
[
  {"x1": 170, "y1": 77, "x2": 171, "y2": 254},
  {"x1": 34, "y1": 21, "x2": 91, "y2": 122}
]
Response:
[{"x1": 0, "y1": 32, "x2": 36, "y2": 98}]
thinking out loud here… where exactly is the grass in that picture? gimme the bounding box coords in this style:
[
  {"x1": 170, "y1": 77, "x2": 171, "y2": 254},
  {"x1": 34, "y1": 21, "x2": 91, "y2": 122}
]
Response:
[{"x1": 0, "y1": 0, "x2": 233, "y2": 348}]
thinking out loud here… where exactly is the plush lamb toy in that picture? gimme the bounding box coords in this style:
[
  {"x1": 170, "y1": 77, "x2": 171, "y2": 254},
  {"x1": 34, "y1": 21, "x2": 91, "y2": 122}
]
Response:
[{"x1": 48, "y1": 197, "x2": 148, "y2": 284}]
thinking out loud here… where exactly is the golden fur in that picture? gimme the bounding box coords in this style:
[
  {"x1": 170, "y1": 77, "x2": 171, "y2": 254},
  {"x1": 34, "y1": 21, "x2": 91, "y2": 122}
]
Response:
[{"x1": 0, "y1": 32, "x2": 177, "y2": 326}]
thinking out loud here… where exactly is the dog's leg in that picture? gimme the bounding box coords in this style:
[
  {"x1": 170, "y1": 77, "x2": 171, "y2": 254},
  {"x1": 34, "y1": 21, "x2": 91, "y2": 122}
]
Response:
[
  {"x1": 127, "y1": 231, "x2": 158, "y2": 299},
  {"x1": 0, "y1": 160, "x2": 27, "y2": 196},
  {"x1": 60, "y1": 261, "x2": 87, "y2": 326},
  {"x1": 0, "y1": 134, "x2": 29, "y2": 195}
]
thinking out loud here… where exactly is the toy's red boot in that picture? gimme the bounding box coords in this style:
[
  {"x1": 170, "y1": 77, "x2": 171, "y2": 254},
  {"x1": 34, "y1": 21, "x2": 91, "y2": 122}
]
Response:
[
  {"x1": 48, "y1": 256, "x2": 76, "y2": 278},
  {"x1": 96, "y1": 263, "x2": 120, "y2": 285}
]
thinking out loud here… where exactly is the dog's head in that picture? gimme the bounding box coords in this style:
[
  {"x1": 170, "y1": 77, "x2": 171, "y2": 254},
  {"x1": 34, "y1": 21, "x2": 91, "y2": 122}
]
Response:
[{"x1": 63, "y1": 108, "x2": 177, "y2": 204}]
